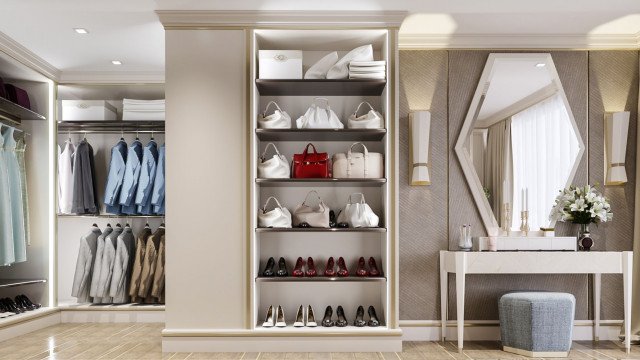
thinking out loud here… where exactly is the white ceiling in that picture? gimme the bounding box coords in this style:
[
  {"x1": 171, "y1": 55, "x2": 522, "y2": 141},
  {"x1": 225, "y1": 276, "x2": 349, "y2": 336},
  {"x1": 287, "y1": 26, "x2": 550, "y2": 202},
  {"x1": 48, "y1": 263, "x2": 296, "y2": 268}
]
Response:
[{"x1": 1, "y1": 0, "x2": 640, "y2": 79}]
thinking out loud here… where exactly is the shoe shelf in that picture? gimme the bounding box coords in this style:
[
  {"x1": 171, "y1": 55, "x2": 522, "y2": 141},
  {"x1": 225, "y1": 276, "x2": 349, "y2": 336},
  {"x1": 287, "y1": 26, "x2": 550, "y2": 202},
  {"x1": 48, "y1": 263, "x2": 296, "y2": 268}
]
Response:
[
  {"x1": 255, "y1": 276, "x2": 386, "y2": 283},
  {"x1": 255, "y1": 129, "x2": 386, "y2": 142},
  {"x1": 253, "y1": 325, "x2": 388, "y2": 333},
  {"x1": 256, "y1": 228, "x2": 386, "y2": 233},
  {"x1": 0, "y1": 97, "x2": 46, "y2": 122},
  {"x1": 0, "y1": 279, "x2": 47, "y2": 289},
  {"x1": 256, "y1": 178, "x2": 386, "y2": 187},
  {"x1": 255, "y1": 79, "x2": 386, "y2": 96}
]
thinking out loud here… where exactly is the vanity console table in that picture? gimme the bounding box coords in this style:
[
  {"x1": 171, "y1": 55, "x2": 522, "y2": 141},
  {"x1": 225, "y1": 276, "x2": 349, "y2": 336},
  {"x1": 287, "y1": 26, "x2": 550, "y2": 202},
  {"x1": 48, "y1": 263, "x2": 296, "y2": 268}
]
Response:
[{"x1": 439, "y1": 250, "x2": 633, "y2": 353}]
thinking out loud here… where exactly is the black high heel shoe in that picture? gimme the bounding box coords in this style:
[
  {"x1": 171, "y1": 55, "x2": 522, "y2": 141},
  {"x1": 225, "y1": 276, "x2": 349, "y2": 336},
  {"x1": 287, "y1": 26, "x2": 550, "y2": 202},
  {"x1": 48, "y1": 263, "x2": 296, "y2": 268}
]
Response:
[
  {"x1": 21, "y1": 295, "x2": 41, "y2": 310},
  {"x1": 14, "y1": 296, "x2": 32, "y2": 311},
  {"x1": 335, "y1": 305, "x2": 348, "y2": 327},
  {"x1": 354, "y1": 305, "x2": 366, "y2": 327},
  {"x1": 276, "y1": 257, "x2": 289, "y2": 277},
  {"x1": 367, "y1": 306, "x2": 380, "y2": 327},
  {"x1": 263, "y1": 257, "x2": 276, "y2": 277},
  {"x1": 322, "y1": 306, "x2": 334, "y2": 327}
]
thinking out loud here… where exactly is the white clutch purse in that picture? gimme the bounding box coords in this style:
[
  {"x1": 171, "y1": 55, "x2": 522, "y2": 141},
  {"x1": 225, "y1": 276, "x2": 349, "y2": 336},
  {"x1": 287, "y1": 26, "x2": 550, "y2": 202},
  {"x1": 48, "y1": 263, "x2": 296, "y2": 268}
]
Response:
[
  {"x1": 292, "y1": 190, "x2": 330, "y2": 228},
  {"x1": 337, "y1": 193, "x2": 379, "y2": 228},
  {"x1": 326, "y1": 44, "x2": 374, "y2": 79},
  {"x1": 257, "y1": 143, "x2": 290, "y2": 179},
  {"x1": 258, "y1": 197, "x2": 292, "y2": 228},
  {"x1": 332, "y1": 142, "x2": 384, "y2": 179},
  {"x1": 258, "y1": 101, "x2": 291, "y2": 129},
  {"x1": 348, "y1": 102, "x2": 384, "y2": 129},
  {"x1": 296, "y1": 98, "x2": 344, "y2": 129}
]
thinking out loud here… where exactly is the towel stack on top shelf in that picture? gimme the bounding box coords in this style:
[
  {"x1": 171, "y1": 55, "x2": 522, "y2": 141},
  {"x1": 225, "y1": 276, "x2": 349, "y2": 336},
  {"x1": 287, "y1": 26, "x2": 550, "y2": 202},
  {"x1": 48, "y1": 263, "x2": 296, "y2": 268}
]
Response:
[
  {"x1": 349, "y1": 61, "x2": 386, "y2": 80},
  {"x1": 122, "y1": 99, "x2": 165, "y2": 121}
]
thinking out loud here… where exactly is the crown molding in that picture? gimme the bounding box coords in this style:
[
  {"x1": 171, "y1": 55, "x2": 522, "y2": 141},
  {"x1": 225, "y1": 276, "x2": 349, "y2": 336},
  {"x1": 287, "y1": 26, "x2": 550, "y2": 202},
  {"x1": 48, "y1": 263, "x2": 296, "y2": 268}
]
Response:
[
  {"x1": 399, "y1": 32, "x2": 640, "y2": 50},
  {"x1": 58, "y1": 71, "x2": 165, "y2": 84},
  {"x1": 156, "y1": 10, "x2": 407, "y2": 29},
  {"x1": 0, "y1": 31, "x2": 60, "y2": 80}
]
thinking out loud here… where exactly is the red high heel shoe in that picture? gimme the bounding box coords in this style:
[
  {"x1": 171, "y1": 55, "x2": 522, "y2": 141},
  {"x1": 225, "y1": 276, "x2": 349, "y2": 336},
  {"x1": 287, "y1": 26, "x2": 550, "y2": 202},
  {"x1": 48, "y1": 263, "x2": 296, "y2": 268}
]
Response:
[
  {"x1": 324, "y1": 257, "x2": 336, "y2": 277},
  {"x1": 293, "y1": 257, "x2": 304, "y2": 277},
  {"x1": 337, "y1": 257, "x2": 349, "y2": 277},
  {"x1": 306, "y1": 257, "x2": 317, "y2": 277},
  {"x1": 368, "y1": 257, "x2": 381, "y2": 277},
  {"x1": 356, "y1": 257, "x2": 368, "y2": 277}
]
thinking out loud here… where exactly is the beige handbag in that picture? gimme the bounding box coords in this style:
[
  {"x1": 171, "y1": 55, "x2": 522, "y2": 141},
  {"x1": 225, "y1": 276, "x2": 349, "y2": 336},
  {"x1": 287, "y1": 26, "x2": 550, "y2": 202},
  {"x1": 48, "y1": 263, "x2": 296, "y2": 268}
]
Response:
[
  {"x1": 258, "y1": 101, "x2": 291, "y2": 129},
  {"x1": 292, "y1": 191, "x2": 330, "y2": 228},
  {"x1": 348, "y1": 102, "x2": 384, "y2": 129},
  {"x1": 258, "y1": 197, "x2": 292, "y2": 228},
  {"x1": 337, "y1": 193, "x2": 380, "y2": 228},
  {"x1": 257, "y1": 143, "x2": 290, "y2": 179},
  {"x1": 332, "y1": 142, "x2": 384, "y2": 179}
]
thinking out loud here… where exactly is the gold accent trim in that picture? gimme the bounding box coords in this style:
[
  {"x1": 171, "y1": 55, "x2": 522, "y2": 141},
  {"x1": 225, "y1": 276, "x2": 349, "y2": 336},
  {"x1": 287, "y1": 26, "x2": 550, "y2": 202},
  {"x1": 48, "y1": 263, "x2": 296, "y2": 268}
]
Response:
[
  {"x1": 162, "y1": 329, "x2": 403, "y2": 338},
  {"x1": 0, "y1": 308, "x2": 60, "y2": 330},
  {"x1": 413, "y1": 163, "x2": 428, "y2": 168},
  {"x1": 610, "y1": 162, "x2": 625, "y2": 168}
]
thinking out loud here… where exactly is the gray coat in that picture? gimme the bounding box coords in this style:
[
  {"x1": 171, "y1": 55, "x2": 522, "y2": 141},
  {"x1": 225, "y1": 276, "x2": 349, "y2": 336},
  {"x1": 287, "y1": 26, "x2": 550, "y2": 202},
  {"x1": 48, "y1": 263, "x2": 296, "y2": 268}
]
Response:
[
  {"x1": 95, "y1": 226, "x2": 124, "y2": 301},
  {"x1": 71, "y1": 226, "x2": 101, "y2": 303},
  {"x1": 71, "y1": 140, "x2": 99, "y2": 214},
  {"x1": 109, "y1": 227, "x2": 136, "y2": 303},
  {"x1": 89, "y1": 226, "x2": 113, "y2": 303}
]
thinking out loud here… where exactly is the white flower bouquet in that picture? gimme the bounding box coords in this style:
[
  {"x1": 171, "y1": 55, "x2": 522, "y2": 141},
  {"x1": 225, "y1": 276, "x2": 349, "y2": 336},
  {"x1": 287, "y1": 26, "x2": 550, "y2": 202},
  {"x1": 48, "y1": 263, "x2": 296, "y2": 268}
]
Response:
[{"x1": 550, "y1": 185, "x2": 613, "y2": 225}]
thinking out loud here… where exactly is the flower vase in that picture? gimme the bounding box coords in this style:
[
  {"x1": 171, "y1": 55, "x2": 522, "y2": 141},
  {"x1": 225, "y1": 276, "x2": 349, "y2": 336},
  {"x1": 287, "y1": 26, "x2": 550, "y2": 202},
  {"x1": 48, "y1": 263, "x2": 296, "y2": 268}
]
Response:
[{"x1": 577, "y1": 223, "x2": 594, "y2": 251}]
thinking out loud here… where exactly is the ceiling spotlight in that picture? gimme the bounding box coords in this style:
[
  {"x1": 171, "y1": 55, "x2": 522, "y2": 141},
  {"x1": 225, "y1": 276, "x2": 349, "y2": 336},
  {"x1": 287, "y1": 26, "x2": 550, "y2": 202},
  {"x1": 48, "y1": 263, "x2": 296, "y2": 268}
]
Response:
[
  {"x1": 535, "y1": 63, "x2": 546, "y2": 68},
  {"x1": 73, "y1": 28, "x2": 88, "y2": 34},
  {"x1": 111, "y1": 60, "x2": 122, "y2": 65}
]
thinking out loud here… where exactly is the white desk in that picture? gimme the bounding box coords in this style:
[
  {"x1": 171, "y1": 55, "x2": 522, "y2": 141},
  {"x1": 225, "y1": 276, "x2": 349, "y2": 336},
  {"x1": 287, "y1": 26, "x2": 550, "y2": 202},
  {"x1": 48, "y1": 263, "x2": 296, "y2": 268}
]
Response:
[{"x1": 439, "y1": 250, "x2": 633, "y2": 353}]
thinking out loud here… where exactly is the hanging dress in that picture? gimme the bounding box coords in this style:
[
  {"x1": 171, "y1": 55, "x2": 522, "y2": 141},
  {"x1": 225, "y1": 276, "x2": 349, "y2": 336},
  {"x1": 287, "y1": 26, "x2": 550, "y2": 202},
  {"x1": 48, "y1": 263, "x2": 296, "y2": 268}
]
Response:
[
  {"x1": 15, "y1": 138, "x2": 30, "y2": 246},
  {"x1": 2, "y1": 126, "x2": 26, "y2": 263},
  {"x1": 0, "y1": 125, "x2": 15, "y2": 266}
]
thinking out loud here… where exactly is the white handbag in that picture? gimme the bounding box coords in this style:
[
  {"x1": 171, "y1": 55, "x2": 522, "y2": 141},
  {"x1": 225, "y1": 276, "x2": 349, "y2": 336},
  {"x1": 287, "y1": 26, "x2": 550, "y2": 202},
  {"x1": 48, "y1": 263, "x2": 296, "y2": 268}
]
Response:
[
  {"x1": 326, "y1": 44, "x2": 374, "y2": 79},
  {"x1": 258, "y1": 143, "x2": 290, "y2": 179},
  {"x1": 337, "y1": 193, "x2": 379, "y2": 228},
  {"x1": 296, "y1": 98, "x2": 344, "y2": 129},
  {"x1": 332, "y1": 142, "x2": 384, "y2": 179},
  {"x1": 348, "y1": 102, "x2": 384, "y2": 129},
  {"x1": 258, "y1": 197, "x2": 292, "y2": 228},
  {"x1": 292, "y1": 190, "x2": 330, "y2": 228},
  {"x1": 258, "y1": 101, "x2": 291, "y2": 129},
  {"x1": 304, "y1": 52, "x2": 338, "y2": 79}
]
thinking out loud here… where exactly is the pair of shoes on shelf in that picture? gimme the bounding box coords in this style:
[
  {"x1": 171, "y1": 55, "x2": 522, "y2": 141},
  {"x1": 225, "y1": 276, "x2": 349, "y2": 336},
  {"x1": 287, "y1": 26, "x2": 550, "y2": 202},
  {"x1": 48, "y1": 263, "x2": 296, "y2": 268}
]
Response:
[
  {"x1": 322, "y1": 305, "x2": 348, "y2": 327},
  {"x1": 355, "y1": 257, "x2": 381, "y2": 277},
  {"x1": 294, "y1": 305, "x2": 317, "y2": 327},
  {"x1": 263, "y1": 257, "x2": 288, "y2": 277},
  {"x1": 0, "y1": 299, "x2": 16, "y2": 318},
  {"x1": 0, "y1": 298, "x2": 23, "y2": 314},
  {"x1": 262, "y1": 305, "x2": 286, "y2": 327},
  {"x1": 293, "y1": 257, "x2": 317, "y2": 277},
  {"x1": 15, "y1": 295, "x2": 40, "y2": 311},
  {"x1": 324, "y1": 257, "x2": 349, "y2": 277},
  {"x1": 354, "y1": 305, "x2": 380, "y2": 327}
]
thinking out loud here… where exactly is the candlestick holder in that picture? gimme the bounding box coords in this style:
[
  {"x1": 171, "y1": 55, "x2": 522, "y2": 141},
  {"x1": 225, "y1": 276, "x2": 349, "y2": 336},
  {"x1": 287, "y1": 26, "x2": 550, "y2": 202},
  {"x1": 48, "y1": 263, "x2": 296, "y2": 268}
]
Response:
[
  {"x1": 502, "y1": 203, "x2": 511, "y2": 235},
  {"x1": 520, "y1": 210, "x2": 530, "y2": 237}
]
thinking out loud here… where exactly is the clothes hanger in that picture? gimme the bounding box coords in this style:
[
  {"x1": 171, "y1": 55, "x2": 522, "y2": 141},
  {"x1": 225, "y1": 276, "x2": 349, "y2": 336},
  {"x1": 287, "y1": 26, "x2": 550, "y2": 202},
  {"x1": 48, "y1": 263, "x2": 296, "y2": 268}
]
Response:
[
  {"x1": 120, "y1": 129, "x2": 125, "y2": 142},
  {"x1": 145, "y1": 217, "x2": 150, "y2": 229},
  {"x1": 135, "y1": 130, "x2": 139, "y2": 141},
  {"x1": 150, "y1": 130, "x2": 155, "y2": 141}
]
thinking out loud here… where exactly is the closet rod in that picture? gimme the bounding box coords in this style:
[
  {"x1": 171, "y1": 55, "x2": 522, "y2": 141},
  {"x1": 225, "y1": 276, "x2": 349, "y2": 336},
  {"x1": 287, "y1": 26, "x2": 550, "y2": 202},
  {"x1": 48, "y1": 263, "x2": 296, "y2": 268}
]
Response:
[
  {"x1": 0, "y1": 119, "x2": 31, "y2": 136},
  {"x1": 60, "y1": 130, "x2": 165, "y2": 134}
]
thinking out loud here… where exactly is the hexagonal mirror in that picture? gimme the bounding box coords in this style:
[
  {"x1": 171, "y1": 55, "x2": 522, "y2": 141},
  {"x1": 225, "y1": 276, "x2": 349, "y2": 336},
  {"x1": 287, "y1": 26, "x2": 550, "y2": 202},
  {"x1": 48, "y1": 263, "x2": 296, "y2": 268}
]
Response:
[{"x1": 455, "y1": 53, "x2": 585, "y2": 234}]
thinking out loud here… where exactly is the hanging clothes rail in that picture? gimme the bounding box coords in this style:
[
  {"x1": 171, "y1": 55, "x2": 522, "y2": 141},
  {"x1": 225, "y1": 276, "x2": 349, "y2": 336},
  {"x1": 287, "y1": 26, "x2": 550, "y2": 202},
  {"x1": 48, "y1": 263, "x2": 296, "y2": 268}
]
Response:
[{"x1": 57, "y1": 120, "x2": 165, "y2": 134}]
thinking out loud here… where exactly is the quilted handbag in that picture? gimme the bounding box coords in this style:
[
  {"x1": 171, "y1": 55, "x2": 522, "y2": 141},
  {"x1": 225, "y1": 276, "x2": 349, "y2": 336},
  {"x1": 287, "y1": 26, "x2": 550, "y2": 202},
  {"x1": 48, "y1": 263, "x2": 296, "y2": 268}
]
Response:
[
  {"x1": 348, "y1": 102, "x2": 384, "y2": 129},
  {"x1": 4, "y1": 84, "x2": 31, "y2": 109},
  {"x1": 292, "y1": 190, "x2": 330, "y2": 228},
  {"x1": 337, "y1": 193, "x2": 379, "y2": 228},
  {"x1": 257, "y1": 143, "x2": 290, "y2": 179},
  {"x1": 258, "y1": 101, "x2": 291, "y2": 129},
  {"x1": 332, "y1": 142, "x2": 384, "y2": 179},
  {"x1": 296, "y1": 98, "x2": 344, "y2": 129},
  {"x1": 292, "y1": 143, "x2": 330, "y2": 178},
  {"x1": 258, "y1": 197, "x2": 292, "y2": 228}
]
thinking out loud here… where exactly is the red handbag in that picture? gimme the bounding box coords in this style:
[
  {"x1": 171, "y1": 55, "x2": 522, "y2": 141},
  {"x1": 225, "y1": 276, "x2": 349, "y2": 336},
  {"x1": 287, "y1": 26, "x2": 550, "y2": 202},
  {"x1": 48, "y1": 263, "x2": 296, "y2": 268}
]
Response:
[{"x1": 292, "y1": 143, "x2": 330, "y2": 178}]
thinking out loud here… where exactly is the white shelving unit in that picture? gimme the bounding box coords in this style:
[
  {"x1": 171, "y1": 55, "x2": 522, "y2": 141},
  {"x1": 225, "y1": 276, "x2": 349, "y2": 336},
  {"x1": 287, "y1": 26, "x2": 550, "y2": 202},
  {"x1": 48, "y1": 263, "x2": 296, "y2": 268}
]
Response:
[{"x1": 250, "y1": 29, "x2": 393, "y2": 333}]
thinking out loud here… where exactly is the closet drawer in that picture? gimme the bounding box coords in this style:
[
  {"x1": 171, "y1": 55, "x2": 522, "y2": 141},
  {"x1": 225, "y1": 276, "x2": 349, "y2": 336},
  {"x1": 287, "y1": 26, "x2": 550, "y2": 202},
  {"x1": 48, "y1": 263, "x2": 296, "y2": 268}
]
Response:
[{"x1": 61, "y1": 100, "x2": 117, "y2": 121}]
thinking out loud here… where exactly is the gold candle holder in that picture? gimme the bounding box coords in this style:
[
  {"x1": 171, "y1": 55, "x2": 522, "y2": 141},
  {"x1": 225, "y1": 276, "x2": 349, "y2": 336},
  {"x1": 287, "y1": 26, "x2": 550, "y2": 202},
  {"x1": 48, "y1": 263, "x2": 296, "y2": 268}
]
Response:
[{"x1": 520, "y1": 210, "x2": 530, "y2": 237}]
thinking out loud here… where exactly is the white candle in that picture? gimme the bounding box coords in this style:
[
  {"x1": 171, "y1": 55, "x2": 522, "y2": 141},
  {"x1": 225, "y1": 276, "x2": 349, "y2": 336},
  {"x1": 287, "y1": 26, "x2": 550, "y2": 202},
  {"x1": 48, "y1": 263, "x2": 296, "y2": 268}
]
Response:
[
  {"x1": 503, "y1": 180, "x2": 508, "y2": 204},
  {"x1": 521, "y1": 189, "x2": 524, "y2": 212},
  {"x1": 526, "y1": 188, "x2": 529, "y2": 212}
]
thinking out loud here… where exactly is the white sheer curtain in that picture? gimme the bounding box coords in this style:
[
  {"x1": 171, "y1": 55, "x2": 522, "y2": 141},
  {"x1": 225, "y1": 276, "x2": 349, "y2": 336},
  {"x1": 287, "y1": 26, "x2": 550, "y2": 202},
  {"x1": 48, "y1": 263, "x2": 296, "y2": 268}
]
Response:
[{"x1": 510, "y1": 93, "x2": 580, "y2": 231}]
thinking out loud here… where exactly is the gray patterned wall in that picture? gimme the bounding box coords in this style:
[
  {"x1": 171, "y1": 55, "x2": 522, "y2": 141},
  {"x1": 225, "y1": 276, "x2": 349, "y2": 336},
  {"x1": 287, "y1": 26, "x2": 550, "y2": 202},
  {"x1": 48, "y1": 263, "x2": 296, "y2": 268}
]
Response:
[{"x1": 399, "y1": 50, "x2": 639, "y2": 321}]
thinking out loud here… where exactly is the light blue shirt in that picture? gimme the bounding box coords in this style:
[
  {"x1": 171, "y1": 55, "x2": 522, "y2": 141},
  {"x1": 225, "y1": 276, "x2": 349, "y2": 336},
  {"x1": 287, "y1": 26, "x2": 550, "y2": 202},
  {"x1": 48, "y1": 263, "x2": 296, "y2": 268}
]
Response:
[
  {"x1": 119, "y1": 140, "x2": 143, "y2": 214},
  {"x1": 135, "y1": 141, "x2": 158, "y2": 215},
  {"x1": 104, "y1": 141, "x2": 128, "y2": 214},
  {"x1": 151, "y1": 144, "x2": 165, "y2": 215}
]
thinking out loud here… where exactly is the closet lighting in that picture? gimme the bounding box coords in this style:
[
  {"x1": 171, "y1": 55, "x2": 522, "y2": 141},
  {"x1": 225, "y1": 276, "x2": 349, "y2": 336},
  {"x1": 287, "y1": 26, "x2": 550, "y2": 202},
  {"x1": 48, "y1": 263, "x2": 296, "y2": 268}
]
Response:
[
  {"x1": 111, "y1": 60, "x2": 122, "y2": 65},
  {"x1": 604, "y1": 111, "x2": 630, "y2": 185},
  {"x1": 409, "y1": 110, "x2": 431, "y2": 186},
  {"x1": 73, "y1": 28, "x2": 88, "y2": 34},
  {"x1": 535, "y1": 63, "x2": 546, "y2": 68}
]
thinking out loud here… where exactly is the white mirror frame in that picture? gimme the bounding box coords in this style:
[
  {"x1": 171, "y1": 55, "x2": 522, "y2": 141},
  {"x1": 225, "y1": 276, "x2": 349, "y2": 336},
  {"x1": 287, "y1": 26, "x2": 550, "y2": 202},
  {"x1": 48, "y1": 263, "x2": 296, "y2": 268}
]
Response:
[{"x1": 454, "y1": 53, "x2": 586, "y2": 234}]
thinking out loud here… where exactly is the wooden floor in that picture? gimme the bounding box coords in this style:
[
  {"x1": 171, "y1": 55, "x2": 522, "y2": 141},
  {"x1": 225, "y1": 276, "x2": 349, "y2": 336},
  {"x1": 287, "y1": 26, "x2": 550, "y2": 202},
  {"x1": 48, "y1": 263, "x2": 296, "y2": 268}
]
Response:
[{"x1": 0, "y1": 323, "x2": 637, "y2": 359}]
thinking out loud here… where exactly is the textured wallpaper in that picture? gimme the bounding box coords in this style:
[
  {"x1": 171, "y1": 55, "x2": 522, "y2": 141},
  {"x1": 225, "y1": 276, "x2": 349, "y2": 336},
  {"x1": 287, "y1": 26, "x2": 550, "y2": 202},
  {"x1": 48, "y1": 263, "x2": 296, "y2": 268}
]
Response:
[{"x1": 398, "y1": 50, "x2": 639, "y2": 321}]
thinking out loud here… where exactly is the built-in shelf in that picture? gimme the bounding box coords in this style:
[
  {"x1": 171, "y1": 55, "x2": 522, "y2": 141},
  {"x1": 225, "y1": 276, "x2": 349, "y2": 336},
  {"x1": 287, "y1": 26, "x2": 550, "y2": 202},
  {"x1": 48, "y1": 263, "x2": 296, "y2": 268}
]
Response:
[
  {"x1": 256, "y1": 276, "x2": 385, "y2": 283},
  {"x1": 256, "y1": 228, "x2": 386, "y2": 233},
  {"x1": 57, "y1": 120, "x2": 165, "y2": 133},
  {"x1": 0, "y1": 97, "x2": 46, "y2": 121},
  {"x1": 58, "y1": 303, "x2": 165, "y2": 311},
  {"x1": 256, "y1": 129, "x2": 386, "y2": 141},
  {"x1": 57, "y1": 214, "x2": 164, "y2": 219},
  {"x1": 256, "y1": 178, "x2": 386, "y2": 187},
  {"x1": 0, "y1": 279, "x2": 47, "y2": 288},
  {"x1": 253, "y1": 325, "x2": 389, "y2": 333},
  {"x1": 255, "y1": 79, "x2": 386, "y2": 96}
]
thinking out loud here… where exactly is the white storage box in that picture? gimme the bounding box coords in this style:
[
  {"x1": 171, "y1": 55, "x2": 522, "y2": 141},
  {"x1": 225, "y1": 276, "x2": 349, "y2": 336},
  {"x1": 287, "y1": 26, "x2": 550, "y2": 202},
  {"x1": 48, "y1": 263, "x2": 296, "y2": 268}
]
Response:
[
  {"x1": 122, "y1": 99, "x2": 165, "y2": 121},
  {"x1": 259, "y1": 50, "x2": 303, "y2": 79},
  {"x1": 61, "y1": 100, "x2": 117, "y2": 121}
]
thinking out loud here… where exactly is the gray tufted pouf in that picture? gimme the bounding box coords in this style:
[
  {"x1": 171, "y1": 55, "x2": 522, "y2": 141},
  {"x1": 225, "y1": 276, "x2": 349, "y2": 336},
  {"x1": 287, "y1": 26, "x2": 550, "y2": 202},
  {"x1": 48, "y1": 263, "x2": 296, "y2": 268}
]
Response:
[{"x1": 499, "y1": 292, "x2": 575, "y2": 358}]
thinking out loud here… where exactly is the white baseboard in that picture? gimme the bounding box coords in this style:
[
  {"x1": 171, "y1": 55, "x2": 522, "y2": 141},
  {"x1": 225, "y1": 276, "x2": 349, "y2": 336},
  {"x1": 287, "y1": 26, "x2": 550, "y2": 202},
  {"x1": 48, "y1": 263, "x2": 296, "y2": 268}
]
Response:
[
  {"x1": 0, "y1": 308, "x2": 61, "y2": 342},
  {"x1": 60, "y1": 305, "x2": 165, "y2": 323},
  {"x1": 400, "y1": 320, "x2": 624, "y2": 341}
]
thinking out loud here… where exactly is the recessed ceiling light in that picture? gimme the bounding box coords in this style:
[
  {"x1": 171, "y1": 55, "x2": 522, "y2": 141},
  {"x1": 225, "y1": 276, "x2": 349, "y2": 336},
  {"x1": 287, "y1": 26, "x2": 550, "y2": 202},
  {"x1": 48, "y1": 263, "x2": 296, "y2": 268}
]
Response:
[
  {"x1": 111, "y1": 60, "x2": 122, "y2": 65},
  {"x1": 535, "y1": 63, "x2": 546, "y2": 68},
  {"x1": 73, "y1": 28, "x2": 88, "y2": 34}
]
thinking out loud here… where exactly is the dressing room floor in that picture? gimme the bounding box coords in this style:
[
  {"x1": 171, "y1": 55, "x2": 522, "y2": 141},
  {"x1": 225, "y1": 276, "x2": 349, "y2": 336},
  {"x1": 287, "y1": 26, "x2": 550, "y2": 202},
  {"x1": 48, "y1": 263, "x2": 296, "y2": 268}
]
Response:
[{"x1": 0, "y1": 323, "x2": 637, "y2": 360}]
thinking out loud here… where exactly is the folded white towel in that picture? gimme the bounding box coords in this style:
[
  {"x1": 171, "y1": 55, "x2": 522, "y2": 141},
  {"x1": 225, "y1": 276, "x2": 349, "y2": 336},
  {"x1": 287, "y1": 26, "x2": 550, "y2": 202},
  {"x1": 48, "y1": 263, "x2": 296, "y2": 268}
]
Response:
[
  {"x1": 349, "y1": 73, "x2": 386, "y2": 80},
  {"x1": 349, "y1": 61, "x2": 386, "y2": 67},
  {"x1": 326, "y1": 45, "x2": 374, "y2": 79}
]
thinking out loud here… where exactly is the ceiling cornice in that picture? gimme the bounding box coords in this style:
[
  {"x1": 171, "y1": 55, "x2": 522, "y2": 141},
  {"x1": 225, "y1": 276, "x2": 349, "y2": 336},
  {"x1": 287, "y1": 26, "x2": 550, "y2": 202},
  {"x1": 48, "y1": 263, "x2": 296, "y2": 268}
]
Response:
[
  {"x1": 399, "y1": 32, "x2": 640, "y2": 50},
  {"x1": 156, "y1": 10, "x2": 407, "y2": 29},
  {"x1": 0, "y1": 31, "x2": 60, "y2": 80},
  {"x1": 58, "y1": 71, "x2": 165, "y2": 84}
]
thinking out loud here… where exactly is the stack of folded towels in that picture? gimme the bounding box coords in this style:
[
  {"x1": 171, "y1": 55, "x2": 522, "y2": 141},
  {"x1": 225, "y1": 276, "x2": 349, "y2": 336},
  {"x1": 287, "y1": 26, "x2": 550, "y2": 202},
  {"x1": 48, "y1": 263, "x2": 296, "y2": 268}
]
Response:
[
  {"x1": 348, "y1": 61, "x2": 386, "y2": 80},
  {"x1": 122, "y1": 99, "x2": 165, "y2": 121}
]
